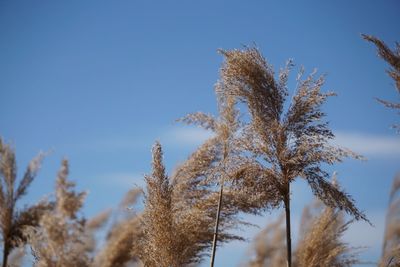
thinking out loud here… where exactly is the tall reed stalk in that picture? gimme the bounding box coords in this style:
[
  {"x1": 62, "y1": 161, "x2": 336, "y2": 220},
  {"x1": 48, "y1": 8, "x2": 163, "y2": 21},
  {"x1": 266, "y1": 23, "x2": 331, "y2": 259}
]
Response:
[
  {"x1": 180, "y1": 86, "x2": 240, "y2": 266},
  {"x1": 283, "y1": 183, "x2": 291, "y2": 267},
  {"x1": 217, "y1": 47, "x2": 369, "y2": 266},
  {"x1": 210, "y1": 182, "x2": 223, "y2": 267}
]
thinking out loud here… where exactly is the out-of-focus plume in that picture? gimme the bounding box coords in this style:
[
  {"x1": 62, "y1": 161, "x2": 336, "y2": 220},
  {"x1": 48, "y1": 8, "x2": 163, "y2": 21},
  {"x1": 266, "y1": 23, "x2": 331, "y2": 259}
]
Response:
[
  {"x1": 0, "y1": 137, "x2": 50, "y2": 267},
  {"x1": 380, "y1": 174, "x2": 400, "y2": 267},
  {"x1": 27, "y1": 159, "x2": 89, "y2": 267}
]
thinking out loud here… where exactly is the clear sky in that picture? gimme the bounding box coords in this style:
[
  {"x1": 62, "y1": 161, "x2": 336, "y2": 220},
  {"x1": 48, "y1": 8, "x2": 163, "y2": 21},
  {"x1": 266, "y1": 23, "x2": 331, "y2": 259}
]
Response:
[{"x1": 1, "y1": 1, "x2": 399, "y2": 266}]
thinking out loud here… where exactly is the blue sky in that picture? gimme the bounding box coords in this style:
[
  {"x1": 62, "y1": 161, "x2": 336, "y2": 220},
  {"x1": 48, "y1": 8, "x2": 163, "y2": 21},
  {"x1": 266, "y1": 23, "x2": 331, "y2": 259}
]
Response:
[{"x1": 1, "y1": 1, "x2": 399, "y2": 266}]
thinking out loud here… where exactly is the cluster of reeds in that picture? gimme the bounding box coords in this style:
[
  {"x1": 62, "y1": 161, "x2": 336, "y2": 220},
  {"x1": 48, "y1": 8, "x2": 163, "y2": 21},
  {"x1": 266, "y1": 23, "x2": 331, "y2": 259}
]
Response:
[{"x1": 0, "y1": 34, "x2": 399, "y2": 267}]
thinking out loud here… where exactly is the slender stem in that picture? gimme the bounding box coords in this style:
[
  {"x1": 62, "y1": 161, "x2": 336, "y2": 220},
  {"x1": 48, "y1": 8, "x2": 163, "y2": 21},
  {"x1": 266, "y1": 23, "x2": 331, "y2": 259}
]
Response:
[
  {"x1": 210, "y1": 183, "x2": 224, "y2": 267},
  {"x1": 2, "y1": 241, "x2": 9, "y2": 267},
  {"x1": 284, "y1": 183, "x2": 292, "y2": 267}
]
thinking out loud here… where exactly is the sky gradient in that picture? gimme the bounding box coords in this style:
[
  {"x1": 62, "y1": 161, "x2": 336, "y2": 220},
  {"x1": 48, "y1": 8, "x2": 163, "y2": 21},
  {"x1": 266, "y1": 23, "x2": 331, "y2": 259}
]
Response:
[{"x1": 1, "y1": 1, "x2": 400, "y2": 266}]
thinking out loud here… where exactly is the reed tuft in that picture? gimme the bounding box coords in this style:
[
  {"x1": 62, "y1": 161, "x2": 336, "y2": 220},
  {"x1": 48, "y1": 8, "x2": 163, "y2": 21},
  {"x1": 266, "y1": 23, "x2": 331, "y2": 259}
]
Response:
[
  {"x1": 27, "y1": 159, "x2": 89, "y2": 267},
  {"x1": 217, "y1": 47, "x2": 368, "y2": 266},
  {"x1": 0, "y1": 137, "x2": 50, "y2": 267}
]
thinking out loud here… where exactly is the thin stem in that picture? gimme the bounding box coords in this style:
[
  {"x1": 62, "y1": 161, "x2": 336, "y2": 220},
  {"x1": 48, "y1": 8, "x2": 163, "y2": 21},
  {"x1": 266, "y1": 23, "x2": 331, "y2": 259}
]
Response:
[
  {"x1": 2, "y1": 241, "x2": 9, "y2": 267},
  {"x1": 284, "y1": 183, "x2": 292, "y2": 267},
  {"x1": 210, "y1": 183, "x2": 224, "y2": 267},
  {"x1": 2, "y1": 208, "x2": 12, "y2": 267}
]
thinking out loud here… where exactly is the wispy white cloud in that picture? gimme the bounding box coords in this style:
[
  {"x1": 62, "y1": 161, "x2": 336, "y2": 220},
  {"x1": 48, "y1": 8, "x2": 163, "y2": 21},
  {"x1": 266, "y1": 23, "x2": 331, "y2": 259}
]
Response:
[
  {"x1": 165, "y1": 128, "x2": 400, "y2": 156},
  {"x1": 162, "y1": 126, "x2": 214, "y2": 147},
  {"x1": 334, "y1": 131, "x2": 400, "y2": 156}
]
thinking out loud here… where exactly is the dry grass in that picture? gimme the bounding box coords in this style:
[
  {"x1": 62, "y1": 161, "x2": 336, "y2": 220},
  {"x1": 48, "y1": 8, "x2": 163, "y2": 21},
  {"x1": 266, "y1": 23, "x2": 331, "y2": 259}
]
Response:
[
  {"x1": 218, "y1": 47, "x2": 367, "y2": 220},
  {"x1": 93, "y1": 188, "x2": 142, "y2": 267},
  {"x1": 380, "y1": 174, "x2": 400, "y2": 267},
  {"x1": 296, "y1": 203, "x2": 360, "y2": 267},
  {"x1": 95, "y1": 215, "x2": 142, "y2": 267},
  {"x1": 180, "y1": 74, "x2": 281, "y2": 265},
  {"x1": 4, "y1": 43, "x2": 397, "y2": 266},
  {"x1": 139, "y1": 142, "x2": 246, "y2": 267},
  {"x1": 217, "y1": 47, "x2": 368, "y2": 266},
  {"x1": 180, "y1": 78, "x2": 281, "y2": 213},
  {"x1": 27, "y1": 159, "x2": 89, "y2": 267},
  {"x1": 0, "y1": 137, "x2": 51, "y2": 267},
  {"x1": 362, "y1": 35, "x2": 400, "y2": 266},
  {"x1": 140, "y1": 142, "x2": 177, "y2": 267},
  {"x1": 363, "y1": 34, "x2": 400, "y2": 132},
  {"x1": 245, "y1": 180, "x2": 360, "y2": 267},
  {"x1": 245, "y1": 215, "x2": 286, "y2": 267}
]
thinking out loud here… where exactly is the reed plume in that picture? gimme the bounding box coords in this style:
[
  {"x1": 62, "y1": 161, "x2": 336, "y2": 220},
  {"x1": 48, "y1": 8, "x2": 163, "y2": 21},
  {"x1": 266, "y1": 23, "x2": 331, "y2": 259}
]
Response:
[
  {"x1": 95, "y1": 215, "x2": 142, "y2": 267},
  {"x1": 82, "y1": 209, "x2": 112, "y2": 261},
  {"x1": 180, "y1": 81, "x2": 280, "y2": 266},
  {"x1": 296, "y1": 196, "x2": 360, "y2": 266},
  {"x1": 27, "y1": 159, "x2": 89, "y2": 267},
  {"x1": 139, "y1": 141, "x2": 244, "y2": 266},
  {"x1": 245, "y1": 215, "x2": 286, "y2": 267},
  {"x1": 244, "y1": 178, "x2": 360, "y2": 267},
  {"x1": 218, "y1": 47, "x2": 368, "y2": 266},
  {"x1": 171, "y1": 137, "x2": 252, "y2": 247},
  {"x1": 363, "y1": 35, "x2": 400, "y2": 266},
  {"x1": 140, "y1": 142, "x2": 177, "y2": 267},
  {"x1": 0, "y1": 137, "x2": 50, "y2": 267},
  {"x1": 379, "y1": 174, "x2": 400, "y2": 267},
  {"x1": 93, "y1": 188, "x2": 142, "y2": 267},
  {"x1": 362, "y1": 34, "x2": 400, "y2": 131}
]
